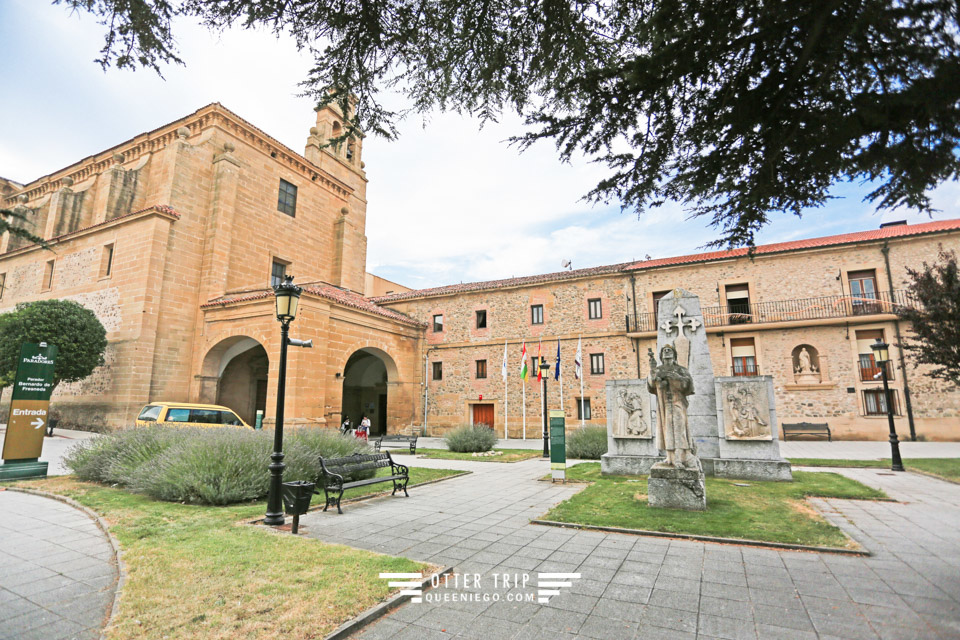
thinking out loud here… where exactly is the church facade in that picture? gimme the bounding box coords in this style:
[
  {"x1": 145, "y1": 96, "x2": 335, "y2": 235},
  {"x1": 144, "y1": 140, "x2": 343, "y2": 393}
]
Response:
[{"x1": 2, "y1": 106, "x2": 959, "y2": 440}]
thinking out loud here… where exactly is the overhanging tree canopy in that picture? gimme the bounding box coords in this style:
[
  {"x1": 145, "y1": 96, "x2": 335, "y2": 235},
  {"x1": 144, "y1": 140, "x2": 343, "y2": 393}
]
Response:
[{"x1": 59, "y1": 0, "x2": 960, "y2": 245}]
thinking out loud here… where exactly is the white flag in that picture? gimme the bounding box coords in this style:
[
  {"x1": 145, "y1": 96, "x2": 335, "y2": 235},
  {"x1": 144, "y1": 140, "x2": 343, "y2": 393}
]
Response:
[
  {"x1": 502, "y1": 340, "x2": 508, "y2": 380},
  {"x1": 574, "y1": 336, "x2": 583, "y2": 380}
]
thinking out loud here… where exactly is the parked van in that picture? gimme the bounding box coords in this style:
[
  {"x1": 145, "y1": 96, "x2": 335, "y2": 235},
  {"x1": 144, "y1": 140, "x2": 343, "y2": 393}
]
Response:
[{"x1": 135, "y1": 402, "x2": 250, "y2": 428}]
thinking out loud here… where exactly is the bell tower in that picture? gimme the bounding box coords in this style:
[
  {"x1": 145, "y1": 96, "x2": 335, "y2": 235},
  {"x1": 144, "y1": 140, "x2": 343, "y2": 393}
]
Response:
[{"x1": 305, "y1": 99, "x2": 363, "y2": 170}]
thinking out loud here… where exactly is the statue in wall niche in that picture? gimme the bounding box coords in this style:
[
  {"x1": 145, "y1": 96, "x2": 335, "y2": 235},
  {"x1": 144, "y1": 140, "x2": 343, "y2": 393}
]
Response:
[
  {"x1": 616, "y1": 388, "x2": 648, "y2": 437},
  {"x1": 647, "y1": 344, "x2": 699, "y2": 469},
  {"x1": 796, "y1": 347, "x2": 817, "y2": 374}
]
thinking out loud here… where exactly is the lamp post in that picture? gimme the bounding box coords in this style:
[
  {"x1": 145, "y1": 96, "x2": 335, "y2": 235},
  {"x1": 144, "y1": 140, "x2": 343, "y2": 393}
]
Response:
[
  {"x1": 540, "y1": 360, "x2": 551, "y2": 458},
  {"x1": 871, "y1": 338, "x2": 905, "y2": 472},
  {"x1": 264, "y1": 275, "x2": 303, "y2": 526}
]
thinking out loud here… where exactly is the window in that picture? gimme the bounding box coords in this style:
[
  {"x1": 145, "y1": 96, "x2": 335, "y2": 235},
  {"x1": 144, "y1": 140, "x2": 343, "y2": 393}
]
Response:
[
  {"x1": 278, "y1": 179, "x2": 298, "y2": 216},
  {"x1": 432, "y1": 362, "x2": 443, "y2": 381},
  {"x1": 100, "y1": 243, "x2": 115, "y2": 278},
  {"x1": 588, "y1": 298, "x2": 602, "y2": 319},
  {"x1": 476, "y1": 310, "x2": 487, "y2": 329},
  {"x1": 42, "y1": 260, "x2": 55, "y2": 291},
  {"x1": 531, "y1": 304, "x2": 544, "y2": 325},
  {"x1": 730, "y1": 338, "x2": 758, "y2": 375},
  {"x1": 476, "y1": 359, "x2": 487, "y2": 379},
  {"x1": 0, "y1": 273, "x2": 5, "y2": 300},
  {"x1": 531, "y1": 356, "x2": 540, "y2": 373},
  {"x1": 653, "y1": 290, "x2": 672, "y2": 318},
  {"x1": 271, "y1": 260, "x2": 287, "y2": 287},
  {"x1": 577, "y1": 398, "x2": 592, "y2": 420},
  {"x1": 864, "y1": 389, "x2": 900, "y2": 416},
  {"x1": 725, "y1": 283, "x2": 751, "y2": 324},
  {"x1": 856, "y1": 330, "x2": 893, "y2": 381},
  {"x1": 137, "y1": 405, "x2": 162, "y2": 422},
  {"x1": 848, "y1": 269, "x2": 879, "y2": 314},
  {"x1": 165, "y1": 408, "x2": 191, "y2": 422},
  {"x1": 433, "y1": 314, "x2": 444, "y2": 332},
  {"x1": 590, "y1": 353, "x2": 605, "y2": 375}
]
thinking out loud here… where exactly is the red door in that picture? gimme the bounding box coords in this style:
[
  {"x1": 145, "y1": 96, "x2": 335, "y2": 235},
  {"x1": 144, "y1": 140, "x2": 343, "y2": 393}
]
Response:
[{"x1": 472, "y1": 404, "x2": 495, "y2": 430}]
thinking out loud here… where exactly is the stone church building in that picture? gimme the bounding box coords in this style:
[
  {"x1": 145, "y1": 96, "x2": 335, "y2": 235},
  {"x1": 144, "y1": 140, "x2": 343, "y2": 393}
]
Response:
[{"x1": 2, "y1": 105, "x2": 959, "y2": 440}]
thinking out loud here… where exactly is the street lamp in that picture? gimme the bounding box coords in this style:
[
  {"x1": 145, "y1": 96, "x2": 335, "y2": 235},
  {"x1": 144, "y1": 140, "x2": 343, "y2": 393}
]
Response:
[
  {"x1": 871, "y1": 338, "x2": 905, "y2": 472},
  {"x1": 540, "y1": 360, "x2": 551, "y2": 458},
  {"x1": 264, "y1": 275, "x2": 303, "y2": 526}
]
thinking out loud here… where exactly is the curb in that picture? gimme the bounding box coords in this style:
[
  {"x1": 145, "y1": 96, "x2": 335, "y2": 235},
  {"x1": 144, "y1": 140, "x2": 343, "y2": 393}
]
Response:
[
  {"x1": 323, "y1": 566, "x2": 454, "y2": 640},
  {"x1": 247, "y1": 470, "x2": 472, "y2": 526},
  {"x1": 4, "y1": 487, "x2": 126, "y2": 639},
  {"x1": 530, "y1": 519, "x2": 871, "y2": 556}
]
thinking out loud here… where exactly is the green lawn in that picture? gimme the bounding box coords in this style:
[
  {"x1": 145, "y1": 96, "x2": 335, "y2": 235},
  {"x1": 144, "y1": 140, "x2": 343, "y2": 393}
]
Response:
[
  {"x1": 13, "y1": 477, "x2": 434, "y2": 640},
  {"x1": 394, "y1": 448, "x2": 543, "y2": 463},
  {"x1": 789, "y1": 458, "x2": 960, "y2": 482},
  {"x1": 541, "y1": 463, "x2": 888, "y2": 549},
  {"x1": 341, "y1": 466, "x2": 467, "y2": 500}
]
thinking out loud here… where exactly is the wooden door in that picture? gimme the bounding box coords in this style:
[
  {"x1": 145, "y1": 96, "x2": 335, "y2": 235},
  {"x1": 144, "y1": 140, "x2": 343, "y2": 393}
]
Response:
[{"x1": 472, "y1": 404, "x2": 495, "y2": 429}]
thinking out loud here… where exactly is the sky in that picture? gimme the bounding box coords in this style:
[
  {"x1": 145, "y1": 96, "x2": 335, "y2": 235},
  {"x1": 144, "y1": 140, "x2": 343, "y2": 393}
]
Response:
[{"x1": 2, "y1": 1, "x2": 957, "y2": 290}]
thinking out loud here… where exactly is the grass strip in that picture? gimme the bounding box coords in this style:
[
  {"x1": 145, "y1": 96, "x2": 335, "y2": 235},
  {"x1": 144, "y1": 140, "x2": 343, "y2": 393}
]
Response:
[
  {"x1": 541, "y1": 463, "x2": 888, "y2": 549},
  {"x1": 788, "y1": 458, "x2": 960, "y2": 482},
  {"x1": 13, "y1": 474, "x2": 448, "y2": 640},
  {"x1": 394, "y1": 448, "x2": 543, "y2": 463}
]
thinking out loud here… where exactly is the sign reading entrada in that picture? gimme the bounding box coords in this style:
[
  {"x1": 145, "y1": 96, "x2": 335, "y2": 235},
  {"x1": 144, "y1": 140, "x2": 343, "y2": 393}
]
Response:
[{"x1": 2, "y1": 342, "x2": 58, "y2": 463}]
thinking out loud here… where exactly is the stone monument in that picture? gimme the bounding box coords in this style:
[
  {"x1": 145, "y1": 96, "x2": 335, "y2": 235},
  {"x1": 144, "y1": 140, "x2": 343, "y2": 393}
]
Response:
[
  {"x1": 602, "y1": 288, "x2": 792, "y2": 483},
  {"x1": 646, "y1": 343, "x2": 706, "y2": 510}
]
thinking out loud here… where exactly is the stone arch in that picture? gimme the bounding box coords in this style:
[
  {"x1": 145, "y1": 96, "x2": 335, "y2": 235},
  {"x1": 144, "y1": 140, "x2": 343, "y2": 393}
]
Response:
[
  {"x1": 340, "y1": 347, "x2": 399, "y2": 437},
  {"x1": 199, "y1": 335, "x2": 270, "y2": 425}
]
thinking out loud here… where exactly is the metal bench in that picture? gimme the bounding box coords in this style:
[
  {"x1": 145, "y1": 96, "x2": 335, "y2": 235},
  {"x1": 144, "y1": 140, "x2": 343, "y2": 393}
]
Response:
[
  {"x1": 781, "y1": 422, "x2": 832, "y2": 442},
  {"x1": 374, "y1": 434, "x2": 419, "y2": 455},
  {"x1": 315, "y1": 452, "x2": 409, "y2": 514}
]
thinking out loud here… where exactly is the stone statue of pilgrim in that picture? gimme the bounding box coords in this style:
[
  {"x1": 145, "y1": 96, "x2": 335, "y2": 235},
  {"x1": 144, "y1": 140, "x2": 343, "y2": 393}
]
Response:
[{"x1": 647, "y1": 343, "x2": 699, "y2": 469}]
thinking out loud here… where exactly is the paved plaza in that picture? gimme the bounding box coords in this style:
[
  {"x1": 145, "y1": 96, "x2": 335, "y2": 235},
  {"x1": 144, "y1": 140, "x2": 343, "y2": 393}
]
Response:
[
  {"x1": 302, "y1": 455, "x2": 960, "y2": 640},
  {"x1": 0, "y1": 490, "x2": 119, "y2": 640}
]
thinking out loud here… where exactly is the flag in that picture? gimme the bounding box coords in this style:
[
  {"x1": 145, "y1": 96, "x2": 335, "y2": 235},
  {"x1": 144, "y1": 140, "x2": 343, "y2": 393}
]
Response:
[
  {"x1": 501, "y1": 340, "x2": 508, "y2": 381},
  {"x1": 555, "y1": 339, "x2": 561, "y2": 381},
  {"x1": 574, "y1": 336, "x2": 583, "y2": 380},
  {"x1": 519, "y1": 341, "x2": 528, "y2": 380},
  {"x1": 537, "y1": 340, "x2": 543, "y2": 382}
]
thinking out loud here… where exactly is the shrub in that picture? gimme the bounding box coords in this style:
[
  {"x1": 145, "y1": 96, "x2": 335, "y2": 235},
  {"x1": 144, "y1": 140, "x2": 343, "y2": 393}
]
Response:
[
  {"x1": 444, "y1": 424, "x2": 497, "y2": 453},
  {"x1": 64, "y1": 426, "x2": 373, "y2": 505},
  {"x1": 567, "y1": 426, "x2": 608, "y2": 459}
]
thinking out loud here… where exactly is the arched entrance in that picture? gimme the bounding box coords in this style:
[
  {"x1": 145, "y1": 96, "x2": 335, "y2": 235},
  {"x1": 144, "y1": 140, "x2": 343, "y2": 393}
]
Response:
[
  {"x1": 200, "y1": 336, "x2": 270, "y2": 425},
  {"x1": 341, "y1": 348, "x2": 397, "y2": 436}
]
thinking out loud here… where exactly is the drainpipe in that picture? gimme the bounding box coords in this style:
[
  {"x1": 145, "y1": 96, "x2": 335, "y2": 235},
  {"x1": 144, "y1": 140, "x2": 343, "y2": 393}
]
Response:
[
  {"x1": 423, "y1": 347, "x2": 431, "y2": 436},
  {"x1": 881, "y1": 242, "x2": 917, "y2": 441},
  {"x1": 630, "y1": 273, "x2": 641, "y2": 378}
]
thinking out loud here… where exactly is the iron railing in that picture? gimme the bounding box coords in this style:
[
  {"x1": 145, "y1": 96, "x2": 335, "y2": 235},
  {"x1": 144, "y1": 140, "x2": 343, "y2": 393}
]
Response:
[{"x1": 626, "y1": 290, "x2": 917, "y2": 332}]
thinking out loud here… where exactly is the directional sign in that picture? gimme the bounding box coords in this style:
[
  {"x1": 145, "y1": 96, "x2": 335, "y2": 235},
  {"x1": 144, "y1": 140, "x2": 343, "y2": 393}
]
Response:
[{"x1": 2, "y1": 343, "x2": 58, "y2": 462}]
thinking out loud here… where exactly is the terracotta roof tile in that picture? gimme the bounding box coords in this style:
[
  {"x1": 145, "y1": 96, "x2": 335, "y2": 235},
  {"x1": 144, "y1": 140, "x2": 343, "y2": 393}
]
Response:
[
  {"x1": 375, "y1": 218, "x2": 960, "y2": 303},
  {"x1": 202, "y1": 282, "x2": 426, "y2": 328}
]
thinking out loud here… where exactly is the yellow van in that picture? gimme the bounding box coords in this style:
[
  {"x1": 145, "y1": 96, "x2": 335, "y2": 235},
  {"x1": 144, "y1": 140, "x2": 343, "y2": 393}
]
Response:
[{"x1": 135, "y1": 402, "x2": 251, "y2": 429}]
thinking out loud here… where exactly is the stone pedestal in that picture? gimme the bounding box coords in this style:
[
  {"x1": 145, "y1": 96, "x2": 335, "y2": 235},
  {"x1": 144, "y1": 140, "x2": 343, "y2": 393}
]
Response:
[{"x1": 648, "y1": 465, "x2": 706, "y2": 511}]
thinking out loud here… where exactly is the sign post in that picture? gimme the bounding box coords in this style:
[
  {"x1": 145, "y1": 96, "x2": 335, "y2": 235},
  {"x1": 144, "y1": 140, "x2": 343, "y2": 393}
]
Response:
[
  {"x1": 549, "y1": 409, "x2": 566, "y2": 483},
  {"x1": 1, "y1": 342, "x2": 58, "y2": 481}
]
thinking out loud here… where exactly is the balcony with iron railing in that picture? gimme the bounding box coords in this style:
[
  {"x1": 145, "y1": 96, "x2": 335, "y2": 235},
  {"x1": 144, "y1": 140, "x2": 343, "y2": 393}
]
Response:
[{"x1": 626, "y1": 289, "x2": 917, "y2": 333}]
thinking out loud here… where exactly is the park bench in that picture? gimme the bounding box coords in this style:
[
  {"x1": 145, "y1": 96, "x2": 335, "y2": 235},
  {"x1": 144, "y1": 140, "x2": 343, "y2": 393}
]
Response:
[
  {"x1": 315, "y1": 452, "x2": 409, "y2": 514},
  {"x1": 781, "y1": 422, "x2": 832, "y2": 442},
  {"x1": 374, "y1": 434, "x2": 419, "y2": 455}
]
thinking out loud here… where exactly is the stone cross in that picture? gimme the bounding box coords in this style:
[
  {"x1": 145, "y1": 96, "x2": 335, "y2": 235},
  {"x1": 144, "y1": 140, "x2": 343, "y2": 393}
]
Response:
[{"x1": 660, "y1": 304, "x2": 702, "y2": 338}]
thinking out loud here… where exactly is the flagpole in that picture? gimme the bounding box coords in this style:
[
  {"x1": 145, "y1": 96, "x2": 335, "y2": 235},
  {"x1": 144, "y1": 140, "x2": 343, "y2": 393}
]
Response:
[
  {"x1": 522, "y1": 380, "x2": 526, "y2": 439},
  {"x1": 503, "y1": 340, "x2": 509, "y2": 440},
  {"x1": 579, "y1": 336, "x2": 584, "y2": 429}
]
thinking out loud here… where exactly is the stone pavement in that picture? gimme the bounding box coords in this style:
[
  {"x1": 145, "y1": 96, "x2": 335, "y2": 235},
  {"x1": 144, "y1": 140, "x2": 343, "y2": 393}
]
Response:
[
  {"x1": 0, "y1": 490, "x2": 119, "y2": 640},
  {"x1": 301, "y1": 455, "x2": 960, "y2": 639}
]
